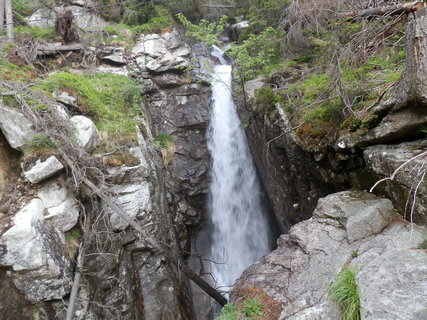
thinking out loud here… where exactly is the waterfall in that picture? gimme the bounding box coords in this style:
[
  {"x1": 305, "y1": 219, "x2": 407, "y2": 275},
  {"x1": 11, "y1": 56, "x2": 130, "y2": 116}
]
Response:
[{"x1": 207, "y1": 64, "x2": 272, "y2": 294}]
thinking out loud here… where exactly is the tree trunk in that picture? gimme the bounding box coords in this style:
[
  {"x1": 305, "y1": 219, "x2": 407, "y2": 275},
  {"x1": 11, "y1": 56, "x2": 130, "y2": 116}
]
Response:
[
  {"x1": 0, "y1": 0, "x2": 5, "y2": 32},
  {"x1": 342, "y1": 1, "x2": 425, "y2": 19},
  {"x1": 5, "y1": 0, "x2": 13, "y2": 39}
]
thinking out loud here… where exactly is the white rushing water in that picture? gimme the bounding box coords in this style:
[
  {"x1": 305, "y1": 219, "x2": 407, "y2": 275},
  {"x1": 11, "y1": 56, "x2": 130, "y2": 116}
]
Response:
[{"x1": 207, "y1": 64, "x2": 272, "y2": 293}]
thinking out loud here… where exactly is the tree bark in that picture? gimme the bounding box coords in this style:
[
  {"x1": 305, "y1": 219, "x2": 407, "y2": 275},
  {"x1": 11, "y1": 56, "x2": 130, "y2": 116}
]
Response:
[
  {"x1": 5, "y1": 0, "x2": 13, "y2": 39},
  {"x1": 0, "y1": 0, "x2": 5, "y2": 32},
  {"x1": 342, "y1": 1, "x2": 425, "y2": 19}
]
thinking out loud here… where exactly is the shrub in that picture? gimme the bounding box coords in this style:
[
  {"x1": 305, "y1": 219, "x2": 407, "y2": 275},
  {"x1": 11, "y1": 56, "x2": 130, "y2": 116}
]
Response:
[
  {"x1": 28, "y1": 133, "x2": 59, "y2": 150},
  {"x1": 330, "y1": 267, "x2": 361, "y2": 320},
  {"x1": 228, "y1": 27, "x2": 283, "y2": 80},
  {"x1": 122, "y1": 4, "x2": 175, "y2": 34},
  {"x1": 254, "y1": 86, "x2": 283, "y2": 113},
  {"x1": 176, "y1": 13, "x2": 228, "y2": 46}
]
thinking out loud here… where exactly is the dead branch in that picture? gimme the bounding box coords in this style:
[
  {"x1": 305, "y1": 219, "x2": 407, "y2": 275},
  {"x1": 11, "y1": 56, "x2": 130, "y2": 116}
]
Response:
[
  {"x1": 341, "y1": 1, "x2": 425, "y2": 19},
  {"x1": 60, "y1": 153, "x2": 228, "y2": 306},
  {"x1": 65, "y1": 208, "x2": 91, "y2": 320},
  {"x1": 370, "y1": 150, "x2": 427, "y2": 192}
]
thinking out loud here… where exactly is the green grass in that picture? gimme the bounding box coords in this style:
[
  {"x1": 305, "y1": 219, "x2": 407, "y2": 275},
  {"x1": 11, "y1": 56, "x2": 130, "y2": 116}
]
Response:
[
  {"x1": 330, "y1": 267, "x2": 361, "y2": 320},
  {"x1": 0, "y1": 47, "x2": 37, "y2": 82},
  {"x1": 216, "y1": 298, "x2": 265, "y2": 320},
  {"x1": 35, "y1": 72, "x2": 141, "y2": 142},
  {"x1": 14, "y1": 26, "x2": 58, "y2": 40},
  {"x1": 216, "y1": 304, "x2": 240, "y2": 320},
  {"x1": 155, "y1": 133, "x2": 174, "y2": 148}
]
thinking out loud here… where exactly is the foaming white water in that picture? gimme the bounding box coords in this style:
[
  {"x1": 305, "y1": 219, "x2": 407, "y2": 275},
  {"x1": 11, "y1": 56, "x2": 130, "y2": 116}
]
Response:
[{"x1": 207, "y1": 64, "x2": 271, "y2": 293}]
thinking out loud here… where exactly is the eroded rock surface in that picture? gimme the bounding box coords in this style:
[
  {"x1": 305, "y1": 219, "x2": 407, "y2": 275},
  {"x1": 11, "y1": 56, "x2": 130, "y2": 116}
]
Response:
[
  {"x1": 233, "y1": 191, "x2": 427, "y2": 320},
  {"x1": 364, "y1": 140, "x2": 427, "y2": 224}
]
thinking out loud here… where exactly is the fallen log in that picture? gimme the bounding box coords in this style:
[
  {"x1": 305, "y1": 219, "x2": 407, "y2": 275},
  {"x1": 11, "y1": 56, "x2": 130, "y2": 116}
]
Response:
[
  {"x1": 37, "y1": 43, "x2": 83, "y2": 56},
  {"x1": 341, "y1": 1, "x2": 425, "y2": 19}
]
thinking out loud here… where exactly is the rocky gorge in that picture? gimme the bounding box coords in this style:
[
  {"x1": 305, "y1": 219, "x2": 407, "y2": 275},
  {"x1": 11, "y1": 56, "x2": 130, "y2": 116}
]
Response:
[{"x1": 0, "y1": 1, "x2": 426, "y2": 320}]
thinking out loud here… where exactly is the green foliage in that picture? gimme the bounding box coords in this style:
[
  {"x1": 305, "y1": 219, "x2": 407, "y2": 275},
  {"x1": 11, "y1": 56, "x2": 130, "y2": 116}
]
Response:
[
  {"x1": 236, "y1": 0, "x2": 289, "y2": 28},
  {"x1": 300, "y1": 74, "x2": 331, "y2": 104},
  {"x1": 177, "y1": 13, "x2": 228, "y2": 46},
  {"x1": 28, "y1": 133, "x2": 59, "y2": 150},
  {"x1": 155, "y1": 133, "x2": 174, "y2": 148},
  {"x1": 216, "y1": 303, "x2": 240, "y2": 320},
  {"x1": 243, "y1": 298, "x2": 265, "y2": 317},
  {"x1": 330, "y1": 267, "x2": 361, "y2": 320},
  {"x1": 123, "y1": 5, "x2": 175, "y2": 33},
  {"x1": 254, "y1": 86, "x2": 282, "y2": 112},
  {"x1": 229, "y1": 27, "x2": 282, "y2": 80},
  {"x1": 13, "y1": 0, "x2": 44, "y2": 16},
  {"x1": 216, "y1": 298, "x2": 266, "y2": 320},
  {"x1": 14, "y1": 26, "x2": 57, "y2": 40},
  {"x1": 36, "y1": 72, "x2": 141, "y2": 141}
]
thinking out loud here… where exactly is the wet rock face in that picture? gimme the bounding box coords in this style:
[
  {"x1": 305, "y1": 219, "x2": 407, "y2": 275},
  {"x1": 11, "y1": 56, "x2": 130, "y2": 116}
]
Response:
[
  {"x1": 236, "y1": 84, "x2": 342, "y2": 231},
  {"x1": 232, "y1": 191, "x2": 427, "y2": 320},
  {"x1": 130, "y1": 29, "x2": 213, "y2": 240}
]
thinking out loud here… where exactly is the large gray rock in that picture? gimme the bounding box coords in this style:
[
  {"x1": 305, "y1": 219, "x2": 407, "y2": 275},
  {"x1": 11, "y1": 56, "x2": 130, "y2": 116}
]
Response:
[
  {"x1": 70, "y1": 115, "x2": 100, "y2": 151},
  {"x1": 24, "y1": 156, "x2": 64, "y2": 184},
  {"x1": 233, "y1": 191, "x2": 427, "y2": 320},
  {"x1": 38, "y1": 179, "x2": 79, "y2": 232},
  {"x1": 0, "y1": 105, "x2": 35, "y2": 150},
  {"x1": 336, "y1": 106, "x2": 427, "y2": 149},
  {"x1": 364, "y1": 140, "x2": 427, "y2": 224},
  {"x1": 131, "y1": 30, "x2": 192, "y2": 73},
  {"x1": 244, "y1": 77, "x2": 265, "y2": 104},
  {"x1": 358, "y1": 249, "x2": 427, "y2": 320},
  {"x1": 0, "y1": 199, "x2": 47, "y2": 271},
  {"x1": 106, "y1": 182, "x2": 152, "y2": 231}
]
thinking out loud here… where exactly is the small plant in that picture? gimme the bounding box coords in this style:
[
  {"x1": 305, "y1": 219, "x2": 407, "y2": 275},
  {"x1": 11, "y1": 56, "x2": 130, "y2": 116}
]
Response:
[
  {"x1": 65, "y1": 229, "x2": 81, "y2": 260},
  {"x1": 28, "y1": 134, "x2": 59, "y2": 150},
  {"x1": 155, "y1": 133, "x2": 174, "y2": 148},
  {"x1": 418, "y1": 236, "x2": 427, "y2": 249},
  {"x1": 155, "y1": 133, "x2": 175, "y2": 167},
  {"x1": 330, "y1": 266, "x2": 361, "y2": 320},
  {"x1": 216, "y1": 303, "x2": 240, "y2": 320},
  {"x1": 243, "y1": 298, "x2": 265, "y2": 317}
]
